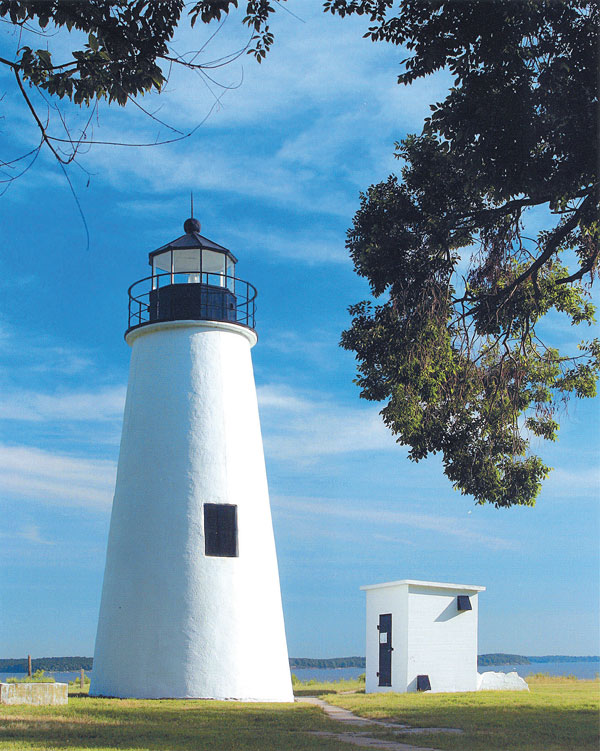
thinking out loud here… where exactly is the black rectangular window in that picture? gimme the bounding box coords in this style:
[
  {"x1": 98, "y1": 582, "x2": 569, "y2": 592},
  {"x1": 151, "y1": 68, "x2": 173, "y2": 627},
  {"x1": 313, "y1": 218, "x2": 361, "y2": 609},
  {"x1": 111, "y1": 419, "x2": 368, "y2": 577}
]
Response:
[
  {"x1": 204, "y1": 503, "x2": 238, "y2": 557},
  {"x1": 457, "y1": 595, "x2": 472, "y2": 611}
]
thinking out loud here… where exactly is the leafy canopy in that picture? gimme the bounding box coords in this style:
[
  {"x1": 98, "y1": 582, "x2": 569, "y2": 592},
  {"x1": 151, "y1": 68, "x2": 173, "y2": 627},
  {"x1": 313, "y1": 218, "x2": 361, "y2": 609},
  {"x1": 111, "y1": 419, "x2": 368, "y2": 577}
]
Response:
[
  {"x1": 327, "y1": 0, "x2": 599, "y2": 507},
  {"x1": 0, "y1": 1, "x2": 279, "y2": 104},
  {"x1": 0, "y1": 1, "x2": 281, "y2": 169}
]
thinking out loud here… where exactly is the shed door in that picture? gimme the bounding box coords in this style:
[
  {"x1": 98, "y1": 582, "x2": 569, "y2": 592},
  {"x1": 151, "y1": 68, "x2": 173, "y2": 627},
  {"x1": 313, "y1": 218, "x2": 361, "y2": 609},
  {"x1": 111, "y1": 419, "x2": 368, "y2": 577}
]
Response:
[{"x1": 377, "y1": 613, "x2": 392, "y2": 687}]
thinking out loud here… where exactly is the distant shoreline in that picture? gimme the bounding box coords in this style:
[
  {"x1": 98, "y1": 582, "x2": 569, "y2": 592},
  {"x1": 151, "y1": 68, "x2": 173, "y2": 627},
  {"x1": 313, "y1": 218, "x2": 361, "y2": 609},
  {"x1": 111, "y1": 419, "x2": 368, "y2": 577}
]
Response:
[{"x1": 1, "y1": 654, "x2": 598, "y2": 673}]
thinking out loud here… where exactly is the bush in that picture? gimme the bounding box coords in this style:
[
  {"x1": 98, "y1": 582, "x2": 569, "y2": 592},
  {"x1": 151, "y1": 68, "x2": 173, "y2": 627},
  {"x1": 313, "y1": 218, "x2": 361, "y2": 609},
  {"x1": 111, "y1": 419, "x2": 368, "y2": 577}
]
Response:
[
  {"x1": 68, "y1": 672, "x2": 91, "y2": 687},
  {"x1": 6, "y1": 669, "x2": 55, "y2": 683}
]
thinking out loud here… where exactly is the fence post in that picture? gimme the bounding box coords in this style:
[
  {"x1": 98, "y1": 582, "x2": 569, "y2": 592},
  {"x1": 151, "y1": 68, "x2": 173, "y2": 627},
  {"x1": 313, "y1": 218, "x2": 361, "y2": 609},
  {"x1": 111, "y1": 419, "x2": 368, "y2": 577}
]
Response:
[
  {"x1": 27, "y1": 654, "x2": 32, "y2": 677},
  {"x1": 80, "y1": 668, "x2": 85, "y2": 689}
]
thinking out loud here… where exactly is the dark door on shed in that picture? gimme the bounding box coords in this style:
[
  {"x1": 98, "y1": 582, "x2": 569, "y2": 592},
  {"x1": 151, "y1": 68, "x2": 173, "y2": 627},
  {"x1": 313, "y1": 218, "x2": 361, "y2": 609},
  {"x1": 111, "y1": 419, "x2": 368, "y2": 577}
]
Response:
[{"x1": 378, "y1": 613, "x2": 392, "y2": 687}]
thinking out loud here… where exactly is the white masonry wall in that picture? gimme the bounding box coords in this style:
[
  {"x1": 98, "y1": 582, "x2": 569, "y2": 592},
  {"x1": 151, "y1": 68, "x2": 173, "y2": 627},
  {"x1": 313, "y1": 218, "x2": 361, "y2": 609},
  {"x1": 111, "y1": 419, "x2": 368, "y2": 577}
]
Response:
[
  {"x1": 91, "y1": 320, "x2": 293, "y2": 701},
  {"x1": 406, "y1": 583, "x2": 480, "y2": 693},
  {"x1": 363, "y1": 580, "x2": 484, "y2": 694},
  {"x1": 364, "y1": 583, "x2": 408, "y2": 694}
]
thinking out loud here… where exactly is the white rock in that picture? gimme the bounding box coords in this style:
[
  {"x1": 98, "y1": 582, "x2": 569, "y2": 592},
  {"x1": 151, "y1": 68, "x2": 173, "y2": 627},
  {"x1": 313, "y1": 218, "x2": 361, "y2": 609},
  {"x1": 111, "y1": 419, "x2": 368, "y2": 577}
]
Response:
[{"x1": 477, "y1": 671, "x2": 529, "y2": 691}]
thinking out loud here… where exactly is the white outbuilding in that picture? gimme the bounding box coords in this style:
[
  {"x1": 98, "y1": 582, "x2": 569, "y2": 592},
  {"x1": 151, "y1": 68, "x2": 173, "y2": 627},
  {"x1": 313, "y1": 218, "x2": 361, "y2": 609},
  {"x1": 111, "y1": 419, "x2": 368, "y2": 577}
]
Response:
[
  {"x1": 362, "y1": 579, "x2": 485, "y2": 694},
  {"x1": 90, "y1": 214, "x2": 293, "y2": 701}
]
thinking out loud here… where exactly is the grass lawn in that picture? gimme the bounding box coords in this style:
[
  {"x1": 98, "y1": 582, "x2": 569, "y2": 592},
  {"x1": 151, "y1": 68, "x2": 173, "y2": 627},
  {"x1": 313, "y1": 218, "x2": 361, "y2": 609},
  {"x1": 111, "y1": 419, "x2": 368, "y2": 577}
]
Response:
[
  {"x1": 0, "y1": 676, "x2": 597, "y2": 750},
  {"x1": 325, "y1": 676, "x2": 600, "y2": 751},
  {"x1": 0, "y1": 695, "x2": 347, "y2": 751}
]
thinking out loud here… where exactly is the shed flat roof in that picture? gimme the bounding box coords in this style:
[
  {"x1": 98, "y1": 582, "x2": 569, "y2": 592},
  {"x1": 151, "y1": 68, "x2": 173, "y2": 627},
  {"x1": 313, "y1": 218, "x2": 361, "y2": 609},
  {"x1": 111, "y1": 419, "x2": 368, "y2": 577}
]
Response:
[{"x1": 360, "y1": 579, "x2": 485, "y2": 592}]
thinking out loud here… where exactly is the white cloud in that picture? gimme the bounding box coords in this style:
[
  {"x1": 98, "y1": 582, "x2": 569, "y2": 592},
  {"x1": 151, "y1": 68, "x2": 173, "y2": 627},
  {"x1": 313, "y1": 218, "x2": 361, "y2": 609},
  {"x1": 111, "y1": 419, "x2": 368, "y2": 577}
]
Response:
[
  {"x1": 226, "y1": 224, "x2": 349, "y2": 265},
  {"x1": 0, "y1": 325, "x2": 96, "y2": 376},
  {"x1": 545, "y1": 466, "x2": 600, "y2": 499},
  {"x1": 273, "y1": 495, "x2": 516, "y2": 551},
  {"x1": 258, "y1": 384, "x2": 313, "y2": 412},
  {"x1": 16, "y1": 525, "x2": 56, "y2": 546},
  {"x1": 257, "y1": 383, "x2": 399, "y2": 463},
  {"x1": 260, "y1": 327, "x2": 345, "y2": 369},
  {"x1": 0, "y1": 386, "x2": 125, "y2": 422},
  {"x1": 91, "y1": 140, "x2": 357, "y2": 218},
  {"x1": 0, "y1": 445, "x2": 116, "y2": 511}
]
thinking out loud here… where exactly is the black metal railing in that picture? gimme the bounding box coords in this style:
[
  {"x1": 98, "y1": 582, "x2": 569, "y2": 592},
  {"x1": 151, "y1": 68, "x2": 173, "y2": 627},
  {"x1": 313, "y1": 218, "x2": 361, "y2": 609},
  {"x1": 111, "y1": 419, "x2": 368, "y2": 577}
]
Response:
[{"x1": 126, "y1": 271, "x2": 257, "y2": 334}]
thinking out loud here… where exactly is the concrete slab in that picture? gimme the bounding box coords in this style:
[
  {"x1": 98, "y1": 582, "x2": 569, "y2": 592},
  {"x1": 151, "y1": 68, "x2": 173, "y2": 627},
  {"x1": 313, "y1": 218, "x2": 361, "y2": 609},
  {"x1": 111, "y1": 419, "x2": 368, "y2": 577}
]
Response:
[{"x1": 0, "y1": 682, "x2": 68, "y2": 705}]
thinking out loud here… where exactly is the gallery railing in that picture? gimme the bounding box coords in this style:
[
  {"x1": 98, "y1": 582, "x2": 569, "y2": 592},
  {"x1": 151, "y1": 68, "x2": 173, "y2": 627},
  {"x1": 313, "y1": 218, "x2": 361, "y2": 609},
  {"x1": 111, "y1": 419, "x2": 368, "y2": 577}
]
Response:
[{"x1": 126, "y1": 271, "x2": 257, "y2": 334}]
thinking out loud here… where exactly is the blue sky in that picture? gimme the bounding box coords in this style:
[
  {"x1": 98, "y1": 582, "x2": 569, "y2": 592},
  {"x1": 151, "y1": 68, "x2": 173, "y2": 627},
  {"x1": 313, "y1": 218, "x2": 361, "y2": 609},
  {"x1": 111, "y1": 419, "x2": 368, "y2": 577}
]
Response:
[{"x1": 1, "y1": 3, "x2": 598, "y2": 660}]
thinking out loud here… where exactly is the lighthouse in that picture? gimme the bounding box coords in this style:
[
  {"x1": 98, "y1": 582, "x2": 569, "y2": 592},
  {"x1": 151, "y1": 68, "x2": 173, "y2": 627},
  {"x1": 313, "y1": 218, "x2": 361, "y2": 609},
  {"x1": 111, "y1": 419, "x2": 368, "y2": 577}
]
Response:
[{"x1": 90, "y1": 215, "x2": 293, "y2": 701}]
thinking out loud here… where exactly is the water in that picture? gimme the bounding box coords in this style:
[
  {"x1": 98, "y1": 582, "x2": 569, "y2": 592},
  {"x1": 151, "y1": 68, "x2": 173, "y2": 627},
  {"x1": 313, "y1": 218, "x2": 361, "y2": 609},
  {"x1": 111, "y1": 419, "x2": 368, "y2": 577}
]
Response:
[
  {"x1": 478, "y1": 660, "x2": 599, "y2": 680},
  {"x1": 291, "y1": 667, "x2": 365, "y2": 682},
  {"x1": 0, "y1": 671, "x2": 92, "y2": 684},
  {"x1": 291, "y1": 661, "x2": 600, "y2": 682},
  {"x1": 1, "y1": 660, "x2": 597, "y2": 685}
]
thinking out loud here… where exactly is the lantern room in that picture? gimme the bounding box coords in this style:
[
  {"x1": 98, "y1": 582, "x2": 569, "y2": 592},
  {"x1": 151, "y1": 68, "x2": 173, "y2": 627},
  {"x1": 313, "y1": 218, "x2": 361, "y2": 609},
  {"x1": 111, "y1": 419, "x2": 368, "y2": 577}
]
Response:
[
  {"x1": 149, "y1": 217, "x2": 237, "y2": 287},
  {"x1": 126, "y1": 217, "x2": 256, "y2": 334}
]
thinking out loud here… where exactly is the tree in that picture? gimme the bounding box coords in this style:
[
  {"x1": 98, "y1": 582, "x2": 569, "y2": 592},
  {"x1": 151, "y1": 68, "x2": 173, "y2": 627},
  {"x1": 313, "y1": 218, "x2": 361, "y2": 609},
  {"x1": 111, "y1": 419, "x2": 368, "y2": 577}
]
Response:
[
  {"x1": 326, "y1": 0, "x2": 599, "y2": 506},
  {"x1": 2, "y1": 1, "x2": 598, "y2": 508},
  {"x1": 0, "y1": 0, "x2": 281, "y2": 180}
]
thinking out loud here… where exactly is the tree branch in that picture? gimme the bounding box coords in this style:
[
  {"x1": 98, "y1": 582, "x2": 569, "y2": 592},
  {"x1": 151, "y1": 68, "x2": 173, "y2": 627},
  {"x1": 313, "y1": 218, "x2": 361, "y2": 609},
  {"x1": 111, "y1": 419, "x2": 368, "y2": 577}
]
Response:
[
  {"x1": 13, "y1": 67, "x2": 73, "y2": 165},
  {"x1": 556, "y1": 247, "x2": 599, "y2": 284}
]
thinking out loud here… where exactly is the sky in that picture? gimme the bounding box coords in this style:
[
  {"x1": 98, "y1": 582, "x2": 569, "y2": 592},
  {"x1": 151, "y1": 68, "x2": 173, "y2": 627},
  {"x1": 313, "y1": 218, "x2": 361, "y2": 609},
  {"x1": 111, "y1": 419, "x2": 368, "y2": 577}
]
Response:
[{"x1": 0, "y1": 2, "x2": 598, "y2": 661}]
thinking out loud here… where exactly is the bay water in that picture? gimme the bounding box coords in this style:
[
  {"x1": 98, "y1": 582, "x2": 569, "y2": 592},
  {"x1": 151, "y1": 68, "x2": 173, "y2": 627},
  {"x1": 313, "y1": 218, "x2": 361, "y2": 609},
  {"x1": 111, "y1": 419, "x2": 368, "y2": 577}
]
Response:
[{"x1": 1, "y1": 659, "x2": 597, "y2": 685}]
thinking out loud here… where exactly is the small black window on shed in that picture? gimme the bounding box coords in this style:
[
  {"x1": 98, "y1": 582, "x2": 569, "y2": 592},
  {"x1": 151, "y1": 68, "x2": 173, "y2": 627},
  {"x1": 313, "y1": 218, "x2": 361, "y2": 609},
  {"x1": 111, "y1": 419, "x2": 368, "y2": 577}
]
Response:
[
  {"x1": 457, "y1": 595, "x2": 472, "y2": 611},
  {"x1": 204, "y1": 503, "x2": 238, "y2": 557}
]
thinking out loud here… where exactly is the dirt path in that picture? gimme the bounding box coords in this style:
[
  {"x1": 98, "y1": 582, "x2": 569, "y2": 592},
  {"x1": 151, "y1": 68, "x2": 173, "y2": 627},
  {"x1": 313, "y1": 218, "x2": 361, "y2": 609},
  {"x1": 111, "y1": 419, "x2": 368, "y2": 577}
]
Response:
[{"x1": 297, "y1": 696, "x2": 463, "y2": 751}]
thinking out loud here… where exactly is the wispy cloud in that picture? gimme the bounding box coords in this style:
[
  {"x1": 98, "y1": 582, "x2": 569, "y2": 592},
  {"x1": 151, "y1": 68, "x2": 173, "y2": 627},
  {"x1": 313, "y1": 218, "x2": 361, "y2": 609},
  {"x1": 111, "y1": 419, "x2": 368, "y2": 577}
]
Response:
[
  {"x1": 226, "y1": 224, "x2": 349, "y2": 265},
  {"x1": 273, "y1": 495, "x2": 516, "y2": 551},
  {"x1": 257, "y1": 383, "x2": 399, "y2": 464},
  {"x1": 0, "y1": 445, "x2": 116, "y2": 511},
  {"x1": 0, "y1": 324, "x2": 96, "y2": 377},
  {"x1": 2, "y1": 5, "x2": 451, "y2": 234},
  {"x1": 0, "y1": 386, "x2": 125, "y2": 422},
  {"x1": 15, "y1": 525, "x2": 56, "y2": 546},
  {"x1": 545, "y1": 466, "x2": 600, "y2": 499},
  {"x1": 260, "y1": 327, "x2": 347, "y2": 373}
]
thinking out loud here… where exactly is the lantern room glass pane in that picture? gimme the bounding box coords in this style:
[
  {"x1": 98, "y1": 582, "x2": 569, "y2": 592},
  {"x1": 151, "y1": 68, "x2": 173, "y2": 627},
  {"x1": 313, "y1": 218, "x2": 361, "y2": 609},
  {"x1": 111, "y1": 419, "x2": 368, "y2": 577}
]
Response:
[
  {"x1": 226, "y1": 257, "x2": 235, "y2": 291},
  {"x1": 202, "y1": 249, "x2": 226, "y2": 287},
  {"x1": 173, "y1": 248, "x2": 201, "y2": 273},
  {"x1": 153, "y1": 251, "x2": 172, "y2": 273},
  {"x1": 202, "y1": 249, "x2": 226, "y2": 274}
]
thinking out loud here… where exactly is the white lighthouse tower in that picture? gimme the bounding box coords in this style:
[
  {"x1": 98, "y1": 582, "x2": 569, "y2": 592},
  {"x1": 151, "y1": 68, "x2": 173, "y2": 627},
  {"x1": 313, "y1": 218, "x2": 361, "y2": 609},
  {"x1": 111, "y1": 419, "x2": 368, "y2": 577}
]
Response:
[{"x1": 90, "y1": 215, "x2": 293, "y2": 701}]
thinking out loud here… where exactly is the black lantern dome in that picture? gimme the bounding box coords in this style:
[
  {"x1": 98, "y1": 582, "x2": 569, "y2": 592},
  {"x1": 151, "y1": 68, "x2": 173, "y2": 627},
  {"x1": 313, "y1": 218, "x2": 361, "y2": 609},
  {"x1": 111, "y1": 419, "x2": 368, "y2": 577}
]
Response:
[{"x1": 126, "y1": 217, "x2": 256, "y2": 335}]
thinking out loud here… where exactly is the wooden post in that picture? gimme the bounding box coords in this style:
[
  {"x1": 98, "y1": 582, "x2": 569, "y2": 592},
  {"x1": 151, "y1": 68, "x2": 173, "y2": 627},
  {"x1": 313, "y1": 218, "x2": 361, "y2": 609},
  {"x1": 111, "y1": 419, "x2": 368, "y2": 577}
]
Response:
[
  {"x1": 80, "y1": 668, "x2": 85, "y2": 689},
  {"x1": 27, "y1": 654, "x2": 32, "y2": 677}
]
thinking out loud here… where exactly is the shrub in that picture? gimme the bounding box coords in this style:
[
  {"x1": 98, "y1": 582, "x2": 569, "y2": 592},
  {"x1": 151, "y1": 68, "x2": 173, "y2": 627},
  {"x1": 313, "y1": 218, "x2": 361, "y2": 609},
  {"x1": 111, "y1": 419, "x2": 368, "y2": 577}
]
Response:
[
  {"x1": 6, "y1": 669, "x2": 55, "y2": 683},
  {"x1": 68, "y1": 673, "x2": 91, "y2": 687}
]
